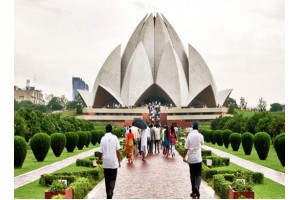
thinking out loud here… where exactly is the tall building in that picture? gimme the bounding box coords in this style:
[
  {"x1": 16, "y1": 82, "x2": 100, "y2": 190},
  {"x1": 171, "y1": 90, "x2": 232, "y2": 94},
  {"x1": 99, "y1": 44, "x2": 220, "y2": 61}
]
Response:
[
  {"x1": 72, "y1": 77, "x2": 89, "y2": 101},
  {"x1": 14, "y1": 80, "x2": 44, "y2": 104}
]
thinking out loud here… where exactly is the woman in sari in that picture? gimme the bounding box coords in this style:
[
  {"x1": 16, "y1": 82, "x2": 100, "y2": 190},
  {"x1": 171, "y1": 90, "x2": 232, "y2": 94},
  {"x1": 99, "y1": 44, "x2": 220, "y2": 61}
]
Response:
[
  {"x1": 126, "y1": 129, "x2": 135, "y2": 163},
  {"x1": 164, "y1": 125, "x2": 171, "y2": 157}
]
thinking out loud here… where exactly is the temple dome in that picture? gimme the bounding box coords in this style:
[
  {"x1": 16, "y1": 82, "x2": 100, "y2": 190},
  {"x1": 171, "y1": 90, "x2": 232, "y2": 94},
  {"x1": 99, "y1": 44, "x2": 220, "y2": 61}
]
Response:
[{"x1": 78, "y1": 13, "x2": 232, "y2": 108}]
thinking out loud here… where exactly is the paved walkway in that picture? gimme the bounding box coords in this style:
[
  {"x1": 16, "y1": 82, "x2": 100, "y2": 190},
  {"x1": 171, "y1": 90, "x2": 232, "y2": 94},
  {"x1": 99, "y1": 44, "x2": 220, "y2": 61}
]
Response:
[
  {"x1": 14, "y1": 147, "x2": 99, "y2": 189},
  {"x1": 14, "y1": 145, "x2": 285, "y2": 198},
  {"x1": 202, "y1": 145, "x2": 285, "y2": 186},
  {"x1": 87, "y1": 151, "x2": 218, "y2": 199}
]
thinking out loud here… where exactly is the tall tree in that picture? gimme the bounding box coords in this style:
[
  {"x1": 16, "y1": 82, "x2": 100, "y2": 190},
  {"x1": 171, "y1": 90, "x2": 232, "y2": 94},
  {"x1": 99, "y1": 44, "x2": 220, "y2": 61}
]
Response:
[{"x1": 257, "y1": 98, "x2": 267, "y2": 112}]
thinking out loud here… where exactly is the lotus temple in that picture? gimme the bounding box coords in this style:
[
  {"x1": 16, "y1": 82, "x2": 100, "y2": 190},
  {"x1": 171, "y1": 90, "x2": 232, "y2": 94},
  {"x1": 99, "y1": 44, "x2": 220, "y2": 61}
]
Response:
[{"x1": 77, "y1": 13, "x2": 232, "y2": 127}]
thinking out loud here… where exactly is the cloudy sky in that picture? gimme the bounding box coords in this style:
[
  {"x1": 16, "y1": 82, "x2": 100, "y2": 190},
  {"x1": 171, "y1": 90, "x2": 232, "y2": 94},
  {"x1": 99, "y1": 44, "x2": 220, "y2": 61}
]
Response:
[{"x1": 14, "y1": 0, "x2": 285, "y2": 108}]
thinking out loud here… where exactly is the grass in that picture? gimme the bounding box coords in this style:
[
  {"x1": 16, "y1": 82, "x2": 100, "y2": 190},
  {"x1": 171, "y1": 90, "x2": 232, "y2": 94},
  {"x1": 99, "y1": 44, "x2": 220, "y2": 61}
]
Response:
[
  {"x1": 14, "y1": 164, "x2": 98, "y2": 199},
  {"x1": 205, "y1": 142, "x2": 285, "y2": 173},
  {"x1": 14, "y1": 145, "x2": 99, "y2": 177},
  {"x1": 234, "y1": 109, "x2": 256, "y2": 118},
  {"x1": 210, "y1": 162, "x2": 285, "y2": 199}
]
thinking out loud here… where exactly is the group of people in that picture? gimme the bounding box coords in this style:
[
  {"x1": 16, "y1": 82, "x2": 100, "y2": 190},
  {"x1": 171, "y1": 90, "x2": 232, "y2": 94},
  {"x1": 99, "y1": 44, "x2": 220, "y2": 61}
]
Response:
[
  {"x1": 124, "y1": 123, "x2": 178, "y2": 163},
  {"x1": 98, "y1": 121, "x2": 204, "y2": 199}
]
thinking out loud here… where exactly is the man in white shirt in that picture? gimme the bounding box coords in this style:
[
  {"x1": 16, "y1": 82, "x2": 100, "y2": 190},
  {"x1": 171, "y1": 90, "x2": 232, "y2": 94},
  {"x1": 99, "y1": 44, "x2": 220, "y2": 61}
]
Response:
[
  {"x1": 98, "y1": 124, "x2": 121, "y2": 199},
  {"x1": 183, "y1": 121, "x2": 204, "y2": 199}
]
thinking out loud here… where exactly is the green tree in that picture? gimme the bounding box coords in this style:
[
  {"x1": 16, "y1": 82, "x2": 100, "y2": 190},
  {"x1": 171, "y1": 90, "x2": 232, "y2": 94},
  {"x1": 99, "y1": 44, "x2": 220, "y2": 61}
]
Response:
[
  {"x1": 270, "y1": 103, "x2": 284, "y2": 112},
  {"x1": 225, "y1": 97, "x2": 237, "y2": 108},
  {"x1": 14, "y1": 112, "x2": 28, "y2": 137},
  {"x1": 48, "y1": 97, "x2": 63, "y2": 111},
  {"x1": 228, "y1": 103, "x2": 235, "y2": 114}
]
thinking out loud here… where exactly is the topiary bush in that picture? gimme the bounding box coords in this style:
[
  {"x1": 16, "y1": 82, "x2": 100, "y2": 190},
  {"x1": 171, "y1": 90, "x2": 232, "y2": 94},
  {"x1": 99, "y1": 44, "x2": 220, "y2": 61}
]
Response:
[
  {"x1": 14, "y1": 136, "x2": 28, "y2": 168},
  {"x1": 274, "y1": 133, "x2": 285, "y2": 166},
  {"x1": 209, "y1": 130, "x2": 216, "y2": 144},
  {"x1": 85, "y1": 131, "x2": 91, "y2": 148},
  {"x1": 201, "y1": 129, "x2": 211, "y2": 143},
  {"x1": 241, "y1": 132, "x2": 253, "y2": 155},
  {"x1": 229, "y1": 133, "x2": 241, "y2": 151},
  {"x1": 253, "y1": 132, "x2": 271, "y2": 160},
  {"x1": 214, "y1": 130, "x2": 223, "y2": 146},
  {"x1": 50, "y1": 133, "x2": 67, "y2": 157},
  {"x1": 30, "y1": 133, "x2": 51, "y2": 162},
  {"x1": 77, "y1": 131, "x2": 88, "y2": 150},
  {"x1": 65, "y1": 132, "x2": 79, "y2": 152},
  {"x1": 90, "y1": 130, "x2": 101, "y2": 145},
  {"x1": 222, "y1": 129, "x2": 232, "y2": 148}
]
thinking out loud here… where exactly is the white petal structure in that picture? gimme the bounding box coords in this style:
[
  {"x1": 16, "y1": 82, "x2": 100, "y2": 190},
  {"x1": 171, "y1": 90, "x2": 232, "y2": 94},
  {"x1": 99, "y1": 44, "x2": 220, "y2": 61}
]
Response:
[{"x1": 79, "y1": 13, "x2": 232, "y2": 108}]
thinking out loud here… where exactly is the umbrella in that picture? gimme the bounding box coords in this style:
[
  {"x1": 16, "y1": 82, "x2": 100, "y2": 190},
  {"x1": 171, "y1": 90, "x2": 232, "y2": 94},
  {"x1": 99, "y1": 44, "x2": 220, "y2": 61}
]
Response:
[{"x1": 132, "y1": 118, "x2": 147, "y2": 129}]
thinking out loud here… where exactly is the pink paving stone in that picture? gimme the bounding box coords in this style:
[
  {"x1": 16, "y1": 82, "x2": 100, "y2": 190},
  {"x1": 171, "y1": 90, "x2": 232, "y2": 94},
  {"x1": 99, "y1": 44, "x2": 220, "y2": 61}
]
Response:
[{"x1": 87, "y1": 151, "x2": 218, "y2": 199}]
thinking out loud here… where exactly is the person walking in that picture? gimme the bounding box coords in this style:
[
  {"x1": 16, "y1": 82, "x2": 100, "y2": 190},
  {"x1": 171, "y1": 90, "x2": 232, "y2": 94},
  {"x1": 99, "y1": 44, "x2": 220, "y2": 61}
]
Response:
[
  {"x1": 140, "y1": 127, "x2": 148, "y2": 161},
  {"x1": 182, "y1": 121, "x2": 204, "y2": 199},
  {"x1": 98, "y1": 124, "x2": 122, "y2": 199},
  {"x1": 154, "y1": 124, "x2": 160, "y2": 154},
  {"x1": 164, "y1": 125, "x2": 171, "y2": 157},
  {"x1": 169, "y1": 124, "x2": 177, "y2": 157},
  {"x1": 125, "y1": 129, "x2": 135, "y2": 163}
]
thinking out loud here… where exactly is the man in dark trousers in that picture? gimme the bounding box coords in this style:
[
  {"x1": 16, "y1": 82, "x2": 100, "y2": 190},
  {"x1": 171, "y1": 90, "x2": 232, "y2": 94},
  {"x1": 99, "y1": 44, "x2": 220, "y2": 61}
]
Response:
[
  {"x1": 183, "y1": 121, "x2": 204, "y2": 199},
  {"x1": 98, "y1": 124, "x2": 121, "y2": 199}
]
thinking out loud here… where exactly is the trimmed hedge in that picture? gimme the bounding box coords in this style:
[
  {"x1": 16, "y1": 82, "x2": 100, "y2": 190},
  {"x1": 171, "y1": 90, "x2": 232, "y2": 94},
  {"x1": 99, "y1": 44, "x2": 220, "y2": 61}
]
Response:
[
  {"x1": 76, "y1": 158, "x2": 94, "y2": 168},
  {"x1": 65, "y1": 132, "x2": 79, "y2": 152},
  {"x1": 202, "y1": 150, "x2": 212, "y2": 157},
  {"x1": 241, "y1": 132, "x2": 253, "y2": 155},
  {"x1": 85, "y1": 131, "x2": 92, "y2": 148},
  {"x1": 274, "y1": 133, "x2": 285, "y2": 166},
  {"x1": 214, "y1": 130, "x2": 223, "y2": 146},
  {"x1": 30, "y1": 133, "x2": 51, "y2": 162},
  {"x1": 14, "y1": 136, "x2": 27, "y2": 168},
  {"x1": 90, "y1": 130, "x2": 101, "y2": 145},
  {"x1": 39, "y1": 168, "x2": 104, "y2": 186},
  {"x1": 77, "y1": 131, "x2": 88, "y2": 150},
  {"x1": 209, "y1": 130, "x2": 216, "y2": 144},
  {"x1": 201, "y1": 129, "x2": 211, "y2": 143},
  {"x1": 50, "y1": 133, "x2": 66, "y2": 157},
  {"x1": 202, "y1": 156, "x2": 230, "y2": 167},
  {"x1": 71, "y1": 177, "x2": 92, "y2": 199},
  {"x1": 222, "y1": 129, "x2": 232, "y2": 148},
  {"x1": 253, "y1": 132, "x2": 271, "y2": 160},
  {"x1": 213, "y1": 174, "x2": 231, "y2": 199},
  {"x1": 229, "y1": 133, "x2": 241, "y2": 151}
]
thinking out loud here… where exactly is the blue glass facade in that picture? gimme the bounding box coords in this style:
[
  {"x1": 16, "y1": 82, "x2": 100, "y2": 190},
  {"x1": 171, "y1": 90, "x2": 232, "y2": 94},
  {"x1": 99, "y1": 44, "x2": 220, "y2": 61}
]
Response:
[{"x1": 72, "y1": 77, "x2": 89, "y2": 101}]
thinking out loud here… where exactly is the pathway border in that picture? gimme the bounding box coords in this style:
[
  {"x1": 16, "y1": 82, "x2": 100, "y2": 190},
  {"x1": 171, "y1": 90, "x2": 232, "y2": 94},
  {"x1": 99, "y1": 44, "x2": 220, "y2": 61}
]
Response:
[
  {"x1": 202, "y1": 145, "x2": 285, "y2": 186},
  {"x1": 14, "y1": 147, "x2": 99, "y2": 189}
]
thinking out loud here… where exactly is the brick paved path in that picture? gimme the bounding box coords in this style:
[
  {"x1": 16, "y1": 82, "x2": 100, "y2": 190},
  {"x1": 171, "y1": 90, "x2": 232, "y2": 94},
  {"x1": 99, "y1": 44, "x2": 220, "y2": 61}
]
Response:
[{"x1": 87, "y1": 150, "x2": 218, "y2": 199}]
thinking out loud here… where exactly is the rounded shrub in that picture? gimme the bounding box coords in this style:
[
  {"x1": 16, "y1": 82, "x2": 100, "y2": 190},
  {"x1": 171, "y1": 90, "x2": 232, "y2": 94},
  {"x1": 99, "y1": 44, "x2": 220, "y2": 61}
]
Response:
[
  {"x1": 77, "y1": 131, "x2": 88, "y2": 150},
  {"x1": 112, "y1": 128, "x2": 122, "y2": 138},
  {"x1": 209, "y1": 130, "x2": 215, "y2": 144},
  {"x1": 50, "y1": 133, "x2": 66, "y2": 157},
  {"x1": 201, "y1": 129, "x2": 210, "y2": 143},
  {"x1": 229, "y1": 133, "x2": 241, "y2": 151},
  {"x1": 253, "y1": 132, "x2": 271, "y2": 160},
  {"x1": 214, "y1": 130, "x2": 223, "y2": 146},
  {"x1": 241, "y1": 132, "x2": 253, "y2": 155},
  {"x1": 65, "y1": 132, "x2": 79, "y2": 152},
  {"x1": 274, "y1": 133, "x2": 285, "y2": 166},
  {"x1": 90, "y1": 130, "x2": 100, "y2": 145},
  {"x1": 85, "y1": 131, "x2": 92, "y2": 147},
  {"x1": 14, "y1": 136, "x2": 27, "y2": 168},
  {"x1": 30, "y1": 133, "x2": 51, "y2": 162},
  {"x1": 222, "y1": 129, "x2": 232, "y2": 148}
]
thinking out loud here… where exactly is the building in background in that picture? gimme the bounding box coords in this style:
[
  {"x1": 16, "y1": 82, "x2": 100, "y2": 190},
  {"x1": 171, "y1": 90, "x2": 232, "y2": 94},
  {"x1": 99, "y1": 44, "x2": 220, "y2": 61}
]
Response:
[
  {"x1": 72, "y1": 77, "x2": 89, "y2": 101},
  {"x1": 14, "y1": 79, "x2": 44, "y2": 104}
]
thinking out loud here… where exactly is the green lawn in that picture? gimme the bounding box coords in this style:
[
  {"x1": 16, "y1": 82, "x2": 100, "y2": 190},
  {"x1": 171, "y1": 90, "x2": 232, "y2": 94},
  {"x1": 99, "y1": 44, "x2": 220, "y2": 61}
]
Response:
[
  {"x1": 205, "y1": 142, "x2": 285, "y2": 173},
  {"x1": 234, "y1": 109, "x2": 256, "y2": 118},
  {"x1": 14, "y1": 145, "x2": 99, "y2": 177}
]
